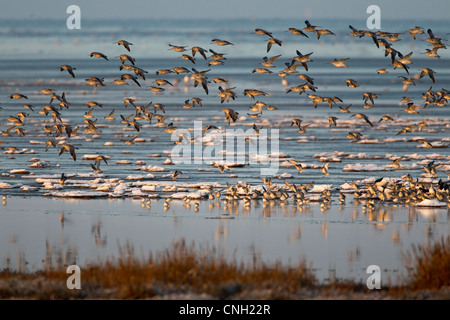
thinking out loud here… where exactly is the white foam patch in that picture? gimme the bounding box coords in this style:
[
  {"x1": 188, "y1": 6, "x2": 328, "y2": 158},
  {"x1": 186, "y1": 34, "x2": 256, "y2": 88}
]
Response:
[
  {"x1": 0, "y1": 182, "x2": 12, "y2": 189},
  {"x1": 10, "y1": 169, "x2": 30, "y2": 174},
  {"x1": 343, "y1": 164, "x2": 393, "y2": 172},
  {"x1": 416, "y1": 199, "x2": 447, "y2": 207},
  {"x1": 46, "y1": 191, "x2": 109, "y2": 198},
  {"x1": 310, "y1": 184, "x2": 333, "y2": 192},
  {"x1": 81, "y1": 155, "x2": 111, "y2": 160},
  {"x1": 168, "y1": 191, "x2": 210, "y2": 199},
  {"x1": 142, "y1": 165, "x2": 166, "y2": 172}
]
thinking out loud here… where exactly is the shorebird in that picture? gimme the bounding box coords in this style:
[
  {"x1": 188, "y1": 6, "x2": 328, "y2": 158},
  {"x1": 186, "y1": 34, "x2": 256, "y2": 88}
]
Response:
[
  {"x1": 209, "y1": 49, "x2": 227, "y2": 60},
  {"x1": 345, "y1": 79, "x2": 359, "y2": 88},
  {"x1": 386, "y1": 32, "x2": 403, "y2": 42},
  {"x1": 290, "y1": 83, "x2": 317, "y2": 94},
  {"x1": 86, "y1": 101, "x2": 103, "y2": 108},
  {"x1": 58, "y1": 143, "x2": 78, "y2": 161},
  {"x1": 168, "y1": 44, "x2": 187, "y2": 52},
  {"x1": 60, "y1": 65, "x2": 76, "y2": 78},
  {"x1": 419, "y1": 68, "x2": 436, "y2": 83},
  {"x1": 173, "y1": 66, "x2": 191, "y2": 74},
  {"x1": 396, "y1": 125, "x2": 415, "y2": 135},
  {"x1": 217, "y1": 86, "x2": 237, "y2": 103},
  {"x1": 115, "y1": 40, "x2": 133, "y2": 51},
  {"x1": 41, "y1": 88, "x2": 54, "y2": 95},
  {"x1": 113, "y1": 79, "x2": 128, "y2": 86},
  {"x1": 363, "y1": 92, "x2": 379, "y2": 105},
  {"x1": 423, "y1": 161, "x2": 443, "y2": 177},
  {"x1": 426, "y1": 29, "x2": 444, "y2": 45},
  {"x1": 330, "y1": 58, "x2": 350, "y2": 68},
  {"x1": 288, "y1": 159, "x2": 304, "y2": 173},
  {"x1": 60, "y1": 173, "x2": 68, "y2": 185},
  {"x1": 90, "y1": 52, "x2": 108, "y2": 60},
  {"x1": 121, "y1": 74, "x2": 141, "y2": 86},
  {"x1": 392, "y1": 59, "x2": 410, "y2": 74},
  {"x1": 349, "y1": 25, "x2": 364, "y2": 38},
  {"x1": 319, "y1": 163, "x2": 330, "y2": 176},
  {"x1": 10, "y1": 93, "x2": 28, "y2": 99},
  {"x1": 211, "y1": 38, "x2": 233, "y2": 46},
  {"x1": 297, "y1": 124, "x2": 310, "y2": 134},
  {"x1": 403, "y1": 102, "x2": 420, "y2": 114},
  {"x1": 409, "y1": 26, "x2": 425, "y2": 39},
  {"x1": 249, "y1": 101, "x2": 267, "y2": 113},
  {"x1": 283, "y1": 61, "x2": 302, "y2": 74},
  {"x1": 122, "y1": 136, "x2": 137, "y2": 145},
  {"x1": 362, "y1": 30, "x2": 379, "y2": 48},
  {"x1": 422, "y1": 48, "x2": 441, "y2": 59},
  {"x1": 163, "y1": 123, "x2": 177, "y2": 134},
  {"x1": 254, "y1": 28, "x2": 273, "y2": 37},
  {"x1": 290, "y1": 118, "x2": 303, "y2": 128},
  {"x1": 131, "y1": 67, "x2": 148, "y2": 80},
  {"x1": 83, "y1": 108, "x2": 95, "y2": 119},
  {"x1": 252, "y1": 67, "x2": 273, "y2": 74},
  {"x1": 222, "y1": 108, "x2": 239, "y2": 125},
  {"x1": 153, "y1": 103, "x2": 166, "y2": 113},
  {"x1": 339, "y1": 104, "x2": 352, "y2": 113},
  {"x1": 181, "y1": 54, "x2": 196, "y2": 64},
  {"x1": 118, "y1": 54, "x2": 135, "y2": 65},
  {"x1": 292, "y1": 51, "x2": 313, "y2": 71},
  {"x1": 378, "y1": 115, "x2": 394, "y2": 123},
  {"x1": 243, "y1": 89, "x2": 269, "y2": 99},
  {"x1": 149, "y1": 86, "x2": 165, "y2": 93},
  {"x1": 328, "y1": 116, "x2": 338, "y2": 127},
  {"x1": 417, "y1": 120, "x2": 429, "y2": 131},
  {"x1": 208, "y1": 60, "x2": 224, "y2": 66},
  {"x1": 398, "y1": 76, "x2": 416, "y2": 86},
  {"x1": 213, "y1": 77, "x2": 228, "y2": 84},
  {"x1": 397, "y1": 52, "x2": 413, "y2": 65},
  {"x1": 303, "y1": 20, "x2": 321, "y2": 33},
  {"x1": 44, "y1": 139, "x2": 57, "y2": 152},
  {"x1": 104, "y1": 109, "x2": 116, "y2": 121},
  {"x1": 416, "y1": 139, "x2": 434, "y2": 148},
  {"x1": 123, "y1": 98, "x2": 136, "y2": 108},
  {"x1": 217, "y1": 163, "x2": 231, "y2": 173},
  {"x1": 155, "y1": 79, "x2": 174, "y2": 87},
  {"x1": 316, "y1": 28, "x2": 335, "y2": 39},
  {"x1": 298, "y1": 74, "x2": 314, "y2": 85},
  {"x1": 172, "y1": 170, "x2": 183, "y2": 180},
  {"x1": 351, "y1": 113, "x2": 373, "y2": 127},
  {"x1": 156, "y1": 69, "x2": 174, "y2": 75},
  {"x1": 191, "y1": 97, "x2": 203, "y2": 107},
  {"x1": 191, "y1": 46, "x2": 208, "y2": 59},
  {"x1": 85, "y1": 77, "x2": 105, "y2": 87},
  {"x1": 347, "y1": 132, "x2": 362, "y2": 141},
  {"x1": 377, "y1": 68, "x2": 389, "y2": 74},
  {"x1": 261, "y1": 54, "x2": 281, "y2": 68},
  {"x1": 90, "y1": 162, "x2": 102, "y2": 174},
  {"x1": 288, "y1": 27, "x2": 309, "y2": 37},
  {"x1": 266, "y1": 37, "x2": 282, "y2": 52}
]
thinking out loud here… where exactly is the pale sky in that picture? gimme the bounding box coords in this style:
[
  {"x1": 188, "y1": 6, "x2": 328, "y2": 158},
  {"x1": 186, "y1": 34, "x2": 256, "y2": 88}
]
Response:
[{"x1": 0, "y1": 0, "x2": 449, "y2": 20}]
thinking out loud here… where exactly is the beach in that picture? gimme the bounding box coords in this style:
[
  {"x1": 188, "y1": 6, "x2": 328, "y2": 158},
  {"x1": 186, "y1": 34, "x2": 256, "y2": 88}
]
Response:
[{"x1": 0, "y1": 16, "x2": 449, "y2": 299}]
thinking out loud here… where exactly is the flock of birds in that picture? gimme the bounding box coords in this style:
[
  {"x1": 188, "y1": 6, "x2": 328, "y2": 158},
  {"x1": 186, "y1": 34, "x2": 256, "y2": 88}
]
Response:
[{"x1": 1, "y1": 20, "x2": 450, "y2": 211}]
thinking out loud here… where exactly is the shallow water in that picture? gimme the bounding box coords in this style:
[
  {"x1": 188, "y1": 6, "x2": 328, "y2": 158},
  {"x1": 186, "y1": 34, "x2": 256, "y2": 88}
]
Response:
[
  {"x1": 1, "y1": 196, "x2": 448, "y2": 284},
  {"x1": 0, "y1": 18, "x2": 449, "y2": 284}
]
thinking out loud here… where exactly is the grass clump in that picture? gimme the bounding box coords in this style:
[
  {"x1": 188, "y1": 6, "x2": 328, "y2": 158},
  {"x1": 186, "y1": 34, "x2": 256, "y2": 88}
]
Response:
[{"x1": 403, "y1": 235, "x2": 450, "y2": 291}]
